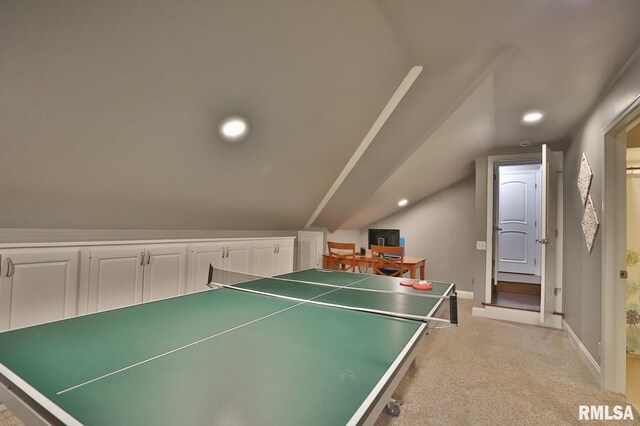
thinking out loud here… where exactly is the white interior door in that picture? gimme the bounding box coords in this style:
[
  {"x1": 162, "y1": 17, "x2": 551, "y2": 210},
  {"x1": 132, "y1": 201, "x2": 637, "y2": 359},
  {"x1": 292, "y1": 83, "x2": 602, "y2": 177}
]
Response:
[
  {"x1": 540, "y1": 144, "x2": 559, "y2": 322},
  {"x1": 498, "y1": 165, "x2": 539, "y2": 274}
]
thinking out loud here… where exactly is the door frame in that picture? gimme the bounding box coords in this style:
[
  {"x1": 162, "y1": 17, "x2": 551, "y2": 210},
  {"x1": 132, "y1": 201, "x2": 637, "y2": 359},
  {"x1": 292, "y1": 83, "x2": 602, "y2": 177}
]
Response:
[
  {"x1": 601, "y1": 95, "x2": 640, "y2": 392},
  {"x1": 485, "y1": 152, "x2": 564, "y2": 311},
  {"x1": 495, "y1": 163, "x2": 542, "y2": 276}
]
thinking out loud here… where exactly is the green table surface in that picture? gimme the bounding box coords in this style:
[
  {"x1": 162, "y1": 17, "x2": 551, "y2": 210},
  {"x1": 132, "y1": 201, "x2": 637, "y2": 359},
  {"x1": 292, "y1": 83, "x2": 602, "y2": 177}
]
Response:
[{"x1": 0, "y1": 269, "x2": 453, "y2": 426}]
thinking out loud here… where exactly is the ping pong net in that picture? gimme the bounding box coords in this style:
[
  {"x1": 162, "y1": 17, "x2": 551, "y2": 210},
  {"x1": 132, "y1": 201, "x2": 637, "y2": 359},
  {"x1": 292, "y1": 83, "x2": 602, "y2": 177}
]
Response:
[{"x1": 207, "y1": 266, "x2": 458, "y2": 326}]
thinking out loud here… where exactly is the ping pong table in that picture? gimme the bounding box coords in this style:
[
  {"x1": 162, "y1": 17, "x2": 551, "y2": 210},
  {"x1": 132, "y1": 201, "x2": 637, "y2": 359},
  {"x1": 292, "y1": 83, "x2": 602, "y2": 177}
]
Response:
[{"x1": 0, "y1": 268, "x2": 456, "y2": 426}]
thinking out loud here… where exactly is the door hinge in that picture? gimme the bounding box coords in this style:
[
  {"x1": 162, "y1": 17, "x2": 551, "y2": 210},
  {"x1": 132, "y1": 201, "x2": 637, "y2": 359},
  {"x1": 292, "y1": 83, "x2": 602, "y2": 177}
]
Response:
[
  {"x1": 493, "y1": 174, "x2": 497, "y2": 182},
  {"x1": 621, "y1": 270, "x2": 628, "y2": 279},
  {"x1": 555, "y1": 229, "x2": 558, "y2": 237},
  {"x1": 535, "y1": 183, "x2": 538, "y2": 189},
  {"x1": 534, "y1": 258, "x2": 537, "y2": 265},
  {"x1": 554, "y1": 288, "x2": 561, "y2": 295}
]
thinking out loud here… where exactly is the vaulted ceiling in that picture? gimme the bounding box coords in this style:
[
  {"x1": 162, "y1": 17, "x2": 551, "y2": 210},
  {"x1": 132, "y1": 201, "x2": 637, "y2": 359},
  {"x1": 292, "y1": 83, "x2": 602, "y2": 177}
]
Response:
[{"x1": 1, "y1": 1, "x2": 640, "y2": 230}]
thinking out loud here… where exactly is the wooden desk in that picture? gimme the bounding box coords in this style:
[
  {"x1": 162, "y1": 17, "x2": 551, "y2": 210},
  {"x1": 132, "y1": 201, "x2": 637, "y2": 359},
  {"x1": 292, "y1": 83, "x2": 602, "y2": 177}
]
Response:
[{"x1": 322, "y1": 254, "x2": 426, "y2": 280}]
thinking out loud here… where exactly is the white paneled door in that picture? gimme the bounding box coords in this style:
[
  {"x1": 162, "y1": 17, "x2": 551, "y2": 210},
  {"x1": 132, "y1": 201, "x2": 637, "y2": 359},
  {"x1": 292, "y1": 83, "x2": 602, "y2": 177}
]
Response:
[
  {"x1": 88, "y1": 246, "x2": 145, "y2": 312},
  {"x1": 540, "y1": 145, "x2": 560, "y2": 322},
  {"x1": 0, "y1": 249, "x2": 79, "y2": 330},
  {"x1": 497, "y1": 165, "x2": 540, "y2": 275},
  {"x1": 142, "y1": 244, "x2": 187, "y2": 302}
]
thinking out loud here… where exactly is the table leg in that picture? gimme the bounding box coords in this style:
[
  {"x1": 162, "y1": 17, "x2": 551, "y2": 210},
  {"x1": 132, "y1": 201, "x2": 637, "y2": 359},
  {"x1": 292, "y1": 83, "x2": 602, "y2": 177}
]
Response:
[
  {"x1": 409, "y1": 266, "x2": 416, "y2": 279},
  {"x1": 420, "y1": 263, "x2": 425, "y2": 280}
]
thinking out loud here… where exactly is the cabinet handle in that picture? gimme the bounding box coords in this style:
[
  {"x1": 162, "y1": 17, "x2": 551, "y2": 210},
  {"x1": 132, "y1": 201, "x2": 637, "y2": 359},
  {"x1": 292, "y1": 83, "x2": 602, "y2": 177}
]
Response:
[
  {"x1": 146, "y1": 251, "x2": 152, "y2": 265},
  {"x1": 225, "y1": 247, "x2": 229, "y2": 258},
  {"x1": 276, "y1": 244, "x2": 280, "y2": 254},
  {"x1": 6, "y1": 258, "x2": 14, "y2": 278},
  {"x1": 140, "y1": 251, "x2": 146, "y2": 266}
]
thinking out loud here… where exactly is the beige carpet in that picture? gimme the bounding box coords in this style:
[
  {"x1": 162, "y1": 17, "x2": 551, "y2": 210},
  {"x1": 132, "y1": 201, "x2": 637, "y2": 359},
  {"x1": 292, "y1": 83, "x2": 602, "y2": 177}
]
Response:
[
  {"x1": 0, "y1": 405, "x2": 22, "y2": 426},
  {"x1": 375, "y1": 299, "x2": 639, "y2": 425},
  {"x1": 1, "y1": 300, "x2": 637, "y2": 425}
]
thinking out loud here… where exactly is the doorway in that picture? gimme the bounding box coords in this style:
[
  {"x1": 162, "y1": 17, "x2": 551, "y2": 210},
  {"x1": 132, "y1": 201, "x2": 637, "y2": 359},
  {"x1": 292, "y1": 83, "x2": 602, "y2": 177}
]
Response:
[
  {"x1": 626, "y1": 122, "x2": 640, "y2": 409},
  {"x1": 601, "y1": 97, "x2": 640, "y2": 393},
  {"x1": 483, "y1": 145, "x2": 563, "y2": 328},
  {"x1": 492, "y1": 162, "x2": 542, "y2": 311}
]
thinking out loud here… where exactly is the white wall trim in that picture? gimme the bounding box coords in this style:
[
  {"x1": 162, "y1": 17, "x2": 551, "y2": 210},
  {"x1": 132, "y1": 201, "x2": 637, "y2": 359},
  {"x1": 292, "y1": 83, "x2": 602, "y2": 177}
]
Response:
[
  {"x1": 471, "y1": 305, "x2": 562, "y2": 329},
  {"x1": 564, "y1": 319, "x2": 601, "y2": 383},
  {"x1": 0, "y1": 231, "x2": 296, "y2": 249},
  {"x1": 456, "y1": 290, "x2": 474, "y2": 300}
]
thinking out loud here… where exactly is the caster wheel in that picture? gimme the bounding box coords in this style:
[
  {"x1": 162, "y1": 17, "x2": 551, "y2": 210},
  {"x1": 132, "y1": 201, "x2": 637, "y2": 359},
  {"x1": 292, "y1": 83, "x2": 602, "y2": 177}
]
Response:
[{"x1": 384, "y1": 402, "x2": 401, "y2": 417}]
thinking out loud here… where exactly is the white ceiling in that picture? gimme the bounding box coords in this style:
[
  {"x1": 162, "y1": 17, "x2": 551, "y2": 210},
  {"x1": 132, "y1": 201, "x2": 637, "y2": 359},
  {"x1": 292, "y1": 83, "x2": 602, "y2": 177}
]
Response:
[{"x1": 1, "y1": 1, "x2": 640, "y2": 230}]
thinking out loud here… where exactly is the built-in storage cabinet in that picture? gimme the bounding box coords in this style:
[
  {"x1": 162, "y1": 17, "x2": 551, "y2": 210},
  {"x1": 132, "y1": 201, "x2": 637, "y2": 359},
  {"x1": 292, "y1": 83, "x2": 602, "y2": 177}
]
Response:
[
  {"x1": 188, "y1": 241, "x2": 252, "y2": 292},
  {"x1": 0, "y1": 248, "x2": 79, "y2": 331},
  {"x1": 0, "y1": 236, "x2": 294, "y2": 329},
  {"x1": 88, "y1": 244, "x2": 187, "y2": 312},
  {"x1": 253, "y1": 239, "x2": 294, "y2": 277}
]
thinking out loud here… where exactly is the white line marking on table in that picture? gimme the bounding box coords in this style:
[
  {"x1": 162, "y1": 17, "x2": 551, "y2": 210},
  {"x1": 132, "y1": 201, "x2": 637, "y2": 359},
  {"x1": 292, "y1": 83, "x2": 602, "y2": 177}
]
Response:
[{"x1": 56, "y1": 274, "x2": 373, "y2": 396}]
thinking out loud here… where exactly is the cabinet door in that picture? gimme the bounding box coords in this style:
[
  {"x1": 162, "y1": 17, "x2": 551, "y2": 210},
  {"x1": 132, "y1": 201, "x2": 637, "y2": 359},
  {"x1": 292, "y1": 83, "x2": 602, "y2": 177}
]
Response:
[
  {"x1": 143, "y1": 244, "x2": 187, "y2": 302},
  {"x1": 188, "y1": 243, "x2": 226, "y2": 293},
  {"x1": 226, "y1": 241, "x2": 252, "y2": 274},
  {"x1": 275, "y1": 241, "x2": 294, "y2": 275},
  {"x1": 88, "y1": 246, "x2": 145, "y2": 312},
  {"x1": 297, "y1": 231, "x2": 324, "y2": 269},
  {"x1": 252, "y1": 240, "x2": 277, "y2": 277},
  {"x1": 0, "y1": 249, "x2": 79, "y2": 330}
]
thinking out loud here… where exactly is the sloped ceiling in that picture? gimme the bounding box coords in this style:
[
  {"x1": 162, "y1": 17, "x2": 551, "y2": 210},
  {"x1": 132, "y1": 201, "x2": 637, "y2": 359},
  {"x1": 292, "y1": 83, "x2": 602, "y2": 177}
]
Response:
[{"x1": 1, "y1": 1, "x2": 640, "y2": 230}]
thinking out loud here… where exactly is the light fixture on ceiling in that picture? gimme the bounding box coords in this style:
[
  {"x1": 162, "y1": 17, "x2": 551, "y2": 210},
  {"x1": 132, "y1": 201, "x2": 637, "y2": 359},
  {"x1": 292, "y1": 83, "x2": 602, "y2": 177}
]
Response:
[
  {"x1": 398, "y1": 199, "x2": 408, "y2": 207},
  {"x1": 519, "y1": 140, "x2": 531, "y2": 147},
  {"x1": 219, "y1": 116, "x2": 249, "y2": 142},
  {"x1": 522, "y1": 111, "x2": 544, "y2": 124}
]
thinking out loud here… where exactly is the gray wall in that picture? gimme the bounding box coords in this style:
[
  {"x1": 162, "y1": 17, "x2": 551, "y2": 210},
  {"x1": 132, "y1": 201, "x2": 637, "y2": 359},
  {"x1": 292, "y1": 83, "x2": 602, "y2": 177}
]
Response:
[
  {"x1": 365, "y1": 175, "x2": 475, "y2": 292},
  {"x1": 563, "y1": 47, "x2": 640, "y2": 364}
]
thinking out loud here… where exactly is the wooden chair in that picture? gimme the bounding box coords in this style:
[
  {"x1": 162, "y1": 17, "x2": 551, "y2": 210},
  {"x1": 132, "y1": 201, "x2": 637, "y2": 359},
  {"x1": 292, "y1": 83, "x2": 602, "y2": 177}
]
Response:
[
  {"x1": 370, "y1": 245, "x2": 406, "y2": 277},
  {"x1": 326, "y1": 241, "x2": 357, "y2": 272}
]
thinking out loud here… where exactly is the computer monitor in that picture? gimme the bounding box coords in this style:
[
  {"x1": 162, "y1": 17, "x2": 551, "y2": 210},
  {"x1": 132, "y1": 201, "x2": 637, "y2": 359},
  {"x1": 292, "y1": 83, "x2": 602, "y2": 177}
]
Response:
[{"x1": 368, "y1": 229, "x2": 400, "y2": 248}]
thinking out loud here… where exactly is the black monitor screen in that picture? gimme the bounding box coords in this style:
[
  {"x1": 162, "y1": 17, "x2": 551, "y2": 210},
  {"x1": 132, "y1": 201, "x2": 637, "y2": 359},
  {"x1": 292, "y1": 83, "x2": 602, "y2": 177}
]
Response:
[{"x1": 368, "y1": 229, "x2": 400, "y2": 248}]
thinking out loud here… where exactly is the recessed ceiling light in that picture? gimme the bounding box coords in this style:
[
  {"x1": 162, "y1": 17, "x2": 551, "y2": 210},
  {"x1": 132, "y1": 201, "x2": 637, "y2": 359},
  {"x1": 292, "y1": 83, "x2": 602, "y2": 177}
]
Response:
[
  {"x1": 519, "y1": 140, "x2": 531, "y2": 147},
  {"x1": 522, "y1": 111, "x2": 544, "y2": 124},
  {"x1": 219, "y1": 116, "x2": 249, "y2": 142},
  {"x1": 398, "y1": 199, "x2": 408, "y2": 207}
]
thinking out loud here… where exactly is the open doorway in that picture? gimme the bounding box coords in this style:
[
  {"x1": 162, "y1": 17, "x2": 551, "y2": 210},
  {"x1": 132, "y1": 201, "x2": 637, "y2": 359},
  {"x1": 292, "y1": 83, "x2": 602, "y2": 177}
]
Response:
[
  {"x1": 491, "y1": 161, "x2": 543, "y2": 311},
  {"x1": 625, "y1": 122, "x2": 640, "y2": 409},
  {"x1": 483, "y1": 145, "x2": 563, "y2": 328}
]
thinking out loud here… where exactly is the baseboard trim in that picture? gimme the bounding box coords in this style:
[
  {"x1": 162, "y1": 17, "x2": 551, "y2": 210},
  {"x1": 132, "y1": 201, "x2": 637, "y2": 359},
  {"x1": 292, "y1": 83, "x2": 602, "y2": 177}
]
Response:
[
  {"x1": 456, "y1": 290, "x2": 473, "y2": 300},
  {"x1": 472, "y1": 305, "x2": 562, "y2": 329},
  {"x1": 563, "y1": 319, "x2": 601, "y2": 383}
]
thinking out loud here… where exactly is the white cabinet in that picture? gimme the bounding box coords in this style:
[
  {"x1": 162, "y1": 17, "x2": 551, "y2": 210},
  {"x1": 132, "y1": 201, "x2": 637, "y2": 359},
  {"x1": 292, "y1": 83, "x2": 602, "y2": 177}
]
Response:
[
  {"x1": 88, "y1": 244, "x2": 186, "y2": 312},
  {"x1": 142, "y1": 244, "x2": 188, "y2": 302},
  {"x1": 297, "y1": 230, "x2": 324, "y2": 269},
  {"x1": 188, "y1": 241, "x2": 252, "y2": 292},
  {"x1": 0, "y1": 236, "x2": 295, "y2": 325},
  {"x1": 0, "y1": 248, "x2": 79, "y2": 330},
  {"x1": 252, "y1": 239, "x2": 294, "y2": 277}
]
